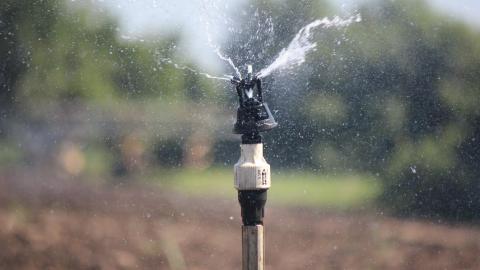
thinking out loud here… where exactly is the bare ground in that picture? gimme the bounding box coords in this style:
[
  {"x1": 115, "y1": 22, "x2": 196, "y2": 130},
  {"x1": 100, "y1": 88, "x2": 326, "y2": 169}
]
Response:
[{"x1": 0, "y1": 169, "x2": 479, "y2": 270}]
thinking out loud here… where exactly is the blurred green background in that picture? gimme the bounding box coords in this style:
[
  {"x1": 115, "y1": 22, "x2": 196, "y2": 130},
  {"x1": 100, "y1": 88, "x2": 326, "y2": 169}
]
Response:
[{"x1": 1, "y1": 0, "x2": 479, "y2": 221}]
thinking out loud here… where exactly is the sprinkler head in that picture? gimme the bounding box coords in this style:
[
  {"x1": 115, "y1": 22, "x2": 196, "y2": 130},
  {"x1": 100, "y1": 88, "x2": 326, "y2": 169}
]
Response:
[{"x1": 231, "y1": 66, "x2": 277, "y2": 137}]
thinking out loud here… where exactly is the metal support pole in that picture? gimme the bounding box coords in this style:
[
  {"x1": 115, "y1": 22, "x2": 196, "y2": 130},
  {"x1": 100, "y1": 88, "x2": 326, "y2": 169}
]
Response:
[
  {"x1": 242, "y1": 225, "x2": 264, "y2": 270},
  {"x1": 230, "y1": 65, "x2": 277, "y2": 270}
]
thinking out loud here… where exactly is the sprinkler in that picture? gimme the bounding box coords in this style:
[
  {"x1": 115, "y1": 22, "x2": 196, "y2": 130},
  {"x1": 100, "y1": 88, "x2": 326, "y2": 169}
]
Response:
[{"x1": 231, "y1": 65, "x2": 277, "y2": 270}]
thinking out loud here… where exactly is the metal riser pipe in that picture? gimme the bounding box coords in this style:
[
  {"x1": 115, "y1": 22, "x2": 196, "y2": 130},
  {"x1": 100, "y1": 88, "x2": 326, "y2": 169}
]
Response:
[{"x1": 242, "y1": 225, "x2": 264, "y2": 270}]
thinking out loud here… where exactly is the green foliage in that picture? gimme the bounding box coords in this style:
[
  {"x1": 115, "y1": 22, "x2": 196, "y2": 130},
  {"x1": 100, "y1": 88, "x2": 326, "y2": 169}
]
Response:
[
  {"x1": 384, "y1": 5, "x2": 477, "y2": 220},
  {"x1": 150, "y1": 168, "x2": 380, "y2": 209},
  {"x1": 2, "y1": 1, "x2": 114, "y2": 102},
  {"x1": 83, "y1": 144, "x2": 114, "y2": 176},
  {"x1": 1, "y1": 0, "x2": 220, "y2": 110},
  {"x1": 304, "y1": 93, "x2": 347, "y2": 124},
  {"x1": 229, "y1": 0, "x2": 480, "y2": 220},
  {"x1": 346, "y1": 1, "x2": 480, "y2": 220},
  {"x1": 0, "y1": 139, "x2": 23, "y2": 167}
]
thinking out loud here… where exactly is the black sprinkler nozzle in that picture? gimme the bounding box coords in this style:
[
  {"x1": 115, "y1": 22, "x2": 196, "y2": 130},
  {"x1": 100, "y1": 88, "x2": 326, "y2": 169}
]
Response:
[{"x1": 232, "y1": 73, "x2": 277, "y2": 135}]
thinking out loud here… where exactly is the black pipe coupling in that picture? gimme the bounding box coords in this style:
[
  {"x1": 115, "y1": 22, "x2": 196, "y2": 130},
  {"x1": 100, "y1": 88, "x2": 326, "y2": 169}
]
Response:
[{"x1": 238, "y1": 190, "x2": 268, "y2": 225}]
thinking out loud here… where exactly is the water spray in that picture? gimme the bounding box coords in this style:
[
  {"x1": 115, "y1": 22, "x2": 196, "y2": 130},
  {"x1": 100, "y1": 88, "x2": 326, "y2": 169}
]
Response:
[{"x1": 231, "y1": 65, "x2": 277, "y2": 270}]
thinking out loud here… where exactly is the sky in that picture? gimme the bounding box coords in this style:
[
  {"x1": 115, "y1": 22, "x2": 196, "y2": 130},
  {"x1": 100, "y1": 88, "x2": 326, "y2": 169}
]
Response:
[
  {"x1": 99, "y1": 0, "x2": 480, "y2": 33},
  {"x1": 94, "y1": 0, "x2": 480, "y2": 73},
  {"x1": 427, "y1": 0, "x2": 480, "y2": 28},
  {"x1": 95, "y1": 0, "x2": 245, "y2": 73}
]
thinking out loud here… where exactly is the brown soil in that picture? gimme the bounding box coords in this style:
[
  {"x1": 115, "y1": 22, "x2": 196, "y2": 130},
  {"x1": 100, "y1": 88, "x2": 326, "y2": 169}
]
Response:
[{"x1": 0, "y1": 169, "x2": 479, "y2": 270}]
